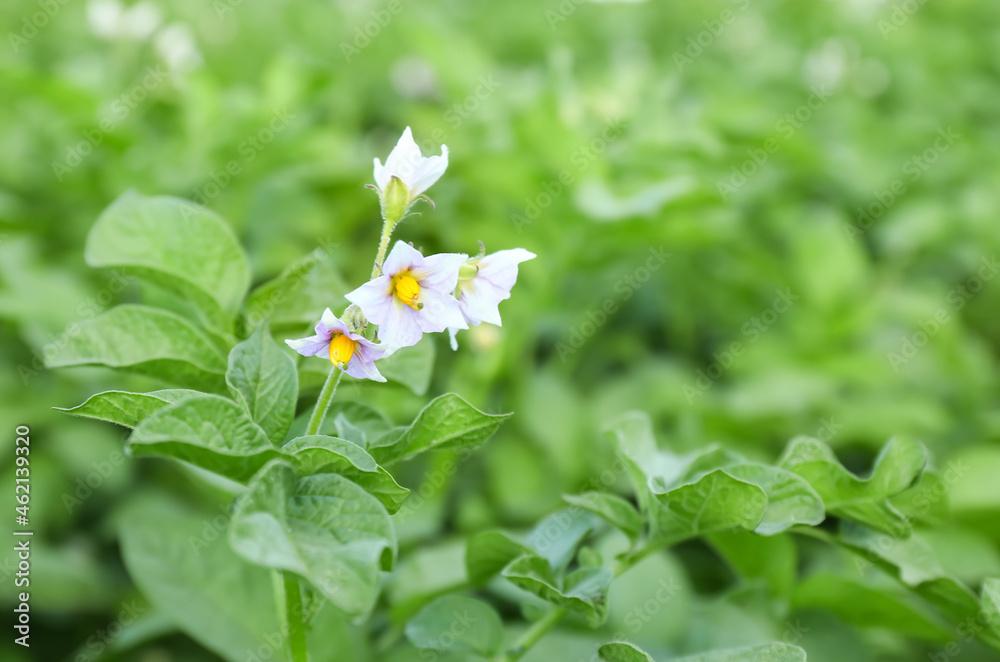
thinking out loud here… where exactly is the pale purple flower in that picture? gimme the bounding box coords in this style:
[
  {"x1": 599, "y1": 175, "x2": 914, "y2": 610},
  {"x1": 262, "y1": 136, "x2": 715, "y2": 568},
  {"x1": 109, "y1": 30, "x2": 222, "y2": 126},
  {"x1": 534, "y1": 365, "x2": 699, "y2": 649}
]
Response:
[
  {"x1": 346, "y1": 241, "x2": 468, "y2": 349},
  {"x1": 448, "y1": 248, "x2": 536, "y2": 350},
  {"x1": 285, "y1": 308, "x2": 389, "y2": 382},
  {"x1": 372, "y1": 127, "x2": 448, "y2": 203}
]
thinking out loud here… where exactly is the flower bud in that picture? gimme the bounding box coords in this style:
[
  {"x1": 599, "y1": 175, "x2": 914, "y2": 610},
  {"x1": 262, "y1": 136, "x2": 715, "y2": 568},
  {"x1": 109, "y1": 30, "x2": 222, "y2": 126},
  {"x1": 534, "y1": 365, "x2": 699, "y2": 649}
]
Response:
[
  {"x1": 342, "y1": 304, "x2": 368, "y2": 334},
  {"x1": 380, "y1": 175, "x2": 410, "y2": 224}
]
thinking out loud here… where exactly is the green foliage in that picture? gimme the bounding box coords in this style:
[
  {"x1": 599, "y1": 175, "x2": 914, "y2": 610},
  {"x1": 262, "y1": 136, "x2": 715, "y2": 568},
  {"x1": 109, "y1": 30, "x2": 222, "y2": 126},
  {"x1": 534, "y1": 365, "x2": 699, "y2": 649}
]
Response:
[
  {"x1": 15, "y1": 3, "x2": 1000, "y2": 658},
  {"x1": 228, "y1": 461, "x2": 395, "y2": 619},
  {"x1": 86, "y1": 192, "x2": 251, "y2": 332},
  {"x1": 227, "y1": 324, "x2": 299, "y2": 443},
  {"x1": 119, "y1": 502, "x2": 286, "y2": 662},
  {"x1": 44, "y1": 305, "x2": 229, "y2": 390},
  {"x1": 370, "y1": 393, "x2": 512, "y2": 465},
  {"x1": 779, "y1": 435, "x2": 927, "y2": 535},
  {"x1": 128, "y1": 394, "x2": 281, "y2": 482},
  {"x1": 405, "y1": 595, "x2": 505, "y2": 657}
]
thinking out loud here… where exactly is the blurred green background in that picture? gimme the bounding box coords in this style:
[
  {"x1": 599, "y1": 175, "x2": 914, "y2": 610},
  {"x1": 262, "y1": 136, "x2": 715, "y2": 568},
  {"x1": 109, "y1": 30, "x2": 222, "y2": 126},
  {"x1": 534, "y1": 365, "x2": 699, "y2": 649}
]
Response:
[{"x1": 3, "y1": 0, "x2": 1000, "y2": 660}]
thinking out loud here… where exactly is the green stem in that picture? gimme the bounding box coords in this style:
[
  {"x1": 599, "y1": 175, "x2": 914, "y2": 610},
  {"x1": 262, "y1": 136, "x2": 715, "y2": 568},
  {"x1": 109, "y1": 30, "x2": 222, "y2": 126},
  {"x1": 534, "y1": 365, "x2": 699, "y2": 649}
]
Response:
[
  {"x1": 493, "y1": 606, "x2": 568, "y2": 662},
  {"x1": 491, "y1": 540, "x2": 659, "y2": 662},
  {"x1": 305, "y1": 368, "x2": 343, "y2": 436},
  {"x1": 371, "y1": 217, "x2": 399, "y2": 279},
  {"x1": 277, "y1": 572, "x2": 308, "y2": 662}
]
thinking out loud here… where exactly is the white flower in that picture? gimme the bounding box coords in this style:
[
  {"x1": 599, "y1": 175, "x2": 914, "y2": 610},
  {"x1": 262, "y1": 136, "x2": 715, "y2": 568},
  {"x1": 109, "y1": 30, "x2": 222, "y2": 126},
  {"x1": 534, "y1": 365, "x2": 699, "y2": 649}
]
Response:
[
  {"x1": 372, "y1": 127, "x2": 449, "y2": 204},
  {"x1": 448, "y1": 248, "x2": 536, "y2": 350},
  {"x1": 346, "y1": 241, "x2": 468, "y2": 349},
  {"x1": 87, "y1": 0, "x2": 161, "y2": 40},
  {"x1": 285, "y1": 309, "x2": 390, "y2": 382}
]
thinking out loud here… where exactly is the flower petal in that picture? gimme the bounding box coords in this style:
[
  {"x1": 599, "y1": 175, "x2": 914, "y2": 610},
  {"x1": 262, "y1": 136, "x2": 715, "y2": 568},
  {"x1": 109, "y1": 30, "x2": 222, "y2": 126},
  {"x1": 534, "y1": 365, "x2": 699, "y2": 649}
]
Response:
[
  {"x1": 416, "y1": 287, "x2": 468, "y2": 333},
  {"x1": 345, "y1": 276, "x2": 394, "y2": 326},
  {"x1": 379, "y1": 298, "x2": 424, "y2": 349},
  {"x1": 407, "y1": 145, "x2": 449, "y2": 198},
  {"x1": 286, "y1": 335, "x2": 330, "y2": 358},
  {"x1": 477, "y1": 248, "x2": 536, "y2": 292},
  {"x1": 373, "y1": 157, "x2": 389, "y2": 191},
  {"x1": 344, "y1": 344, "x2": 387, "y2": 382},
  {"x1": 382, "y1": 240, "x2": 424, "y2": 277},
  {"x1": 456, "y1": 279, "x2": 503, "y2": 327},
  {"x1": 382, "y1": 126, "x2": 423, "y2": 189},
  {"x1": 414, "y1": 251, "x2": 467, "y2": 291}
]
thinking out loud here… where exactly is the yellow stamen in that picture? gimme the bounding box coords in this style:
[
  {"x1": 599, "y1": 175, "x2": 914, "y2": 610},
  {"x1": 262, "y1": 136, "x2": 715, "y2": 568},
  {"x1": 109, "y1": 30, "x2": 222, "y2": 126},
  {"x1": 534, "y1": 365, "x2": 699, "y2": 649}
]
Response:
[
  {"x1": 329, "y1": 333, "x2": 356, "y2": 367},
  {"x1": 392, "y1": 273, "x2": 423, "y2": 310}
]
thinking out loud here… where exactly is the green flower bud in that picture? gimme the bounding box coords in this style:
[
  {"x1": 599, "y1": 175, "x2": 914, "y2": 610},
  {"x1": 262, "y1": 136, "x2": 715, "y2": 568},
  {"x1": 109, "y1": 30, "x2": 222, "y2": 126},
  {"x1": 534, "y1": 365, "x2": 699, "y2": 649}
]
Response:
[{"x1": 380, "y1": 176, "x2": 410, "y2": 224}]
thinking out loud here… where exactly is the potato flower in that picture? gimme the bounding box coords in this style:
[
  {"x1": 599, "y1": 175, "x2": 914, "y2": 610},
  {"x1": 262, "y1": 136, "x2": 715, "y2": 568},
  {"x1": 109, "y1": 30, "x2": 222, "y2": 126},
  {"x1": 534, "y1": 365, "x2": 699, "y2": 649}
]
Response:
[
  {"x1": 346, "y1": 241, "x2": 468, "y2": 349},
  {"x1": 372, "y1": 127, "x2": 449, "y2": 211},
  {"x1": 448, "y1": 248, "x2": 536, "y2": 349},
  {"x1": 286, "y1": 308, "x2": 389, "y2": 382}
]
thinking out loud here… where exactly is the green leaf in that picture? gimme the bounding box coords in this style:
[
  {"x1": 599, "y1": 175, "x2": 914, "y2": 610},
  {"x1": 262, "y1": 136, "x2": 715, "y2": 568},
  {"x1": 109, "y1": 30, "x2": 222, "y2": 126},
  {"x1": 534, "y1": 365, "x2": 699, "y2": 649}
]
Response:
[
  {"x1": 405, "y1": 595, "x2": 504, "y2": 657},
  {"x1": 779, "y1": 435, "x2": 927, "y2": 535},
  {"x1": 54, "y1": 390, "x2": 177, "y2": 428},
  {"x1": 983, "y1": 578, "x2": 1000, "y2": 638},
  {"x1": 811, "y1": 525, "x2": 1000, "y2": 653},
  {"x1": 502, "y1": 554, "x2": 612, "y2": 626},
  {"x1": 889, "y1": 471, "x2": 950, "y2": 526},
  {"x1": 45, "y1": 305, "x2": 229, "y2": 391},
  {"x1": 598, "y1": 642, "x2": 655, "y2": 662},
  {"x1": 377, "y1": 335, "x2": 436, "y2": 395},
  {"x1": 723, "y1": 464, "x2": 825, "y2": 535},
  {"x1": 607, "y1": 413, "x2": 769, "y2": 545},
  {"x1": 526, "y1": 509, "x2": 600, "y2": 572},
  {"x1": 245, "y1": 250, "x2": 349, "y2": 332},
  {"x1": 128, "y1": 394, "x2": 280, "y2": 482},
  {"x1": 465, "y1": 530, "x2": 533, "y2": 587},
  {"x1": 86, "y1": 192, "x2": 250, "y2": 331},
  {"x1": 670, "y1": 643, "x2": 807, "y2": 661},
  {"x1": 792, "y1": 573, "x2": 951, "y2": 641},
  {"x1": 649, "y1": 470, "x2": 767, "y2": 546},
  {"x1": 563, "y1": 492, "x2": 643, "y2": 541},
  {"x1": 227, "y1": 325, "x2": 298, "y2": 443},
  {"x1": 370, "y1": 393, "x2": 512, "y2": 465},
  {"x1": 283, "y1": 435, "x2": 409, "y2": 514},
  {"x1": 119, "y1": 501, "x2": 285, "y2": 662},
  {"x1": 709, "y1": 531, "x2": 797, "y2": 599},
  {"x1": 284, "y1": 400, "x2": 393, "y2": 445},
  {"x1": 228, "y1": 460, "x2": 395, "y2": 619}
]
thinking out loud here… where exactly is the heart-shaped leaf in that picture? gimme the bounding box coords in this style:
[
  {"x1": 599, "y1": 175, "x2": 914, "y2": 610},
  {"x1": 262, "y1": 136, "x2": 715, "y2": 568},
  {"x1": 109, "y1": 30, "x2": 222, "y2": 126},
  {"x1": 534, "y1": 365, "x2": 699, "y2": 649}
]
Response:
[
  {"x1": 598, "y1": 642, "x2": 655, "y2": 662},
  {"x1": 502, "y1": 554, "x2": 612, "y2": 626},
  {"x1": 283, "y1": 435, "x2": 409, "y2": 514},
  {"x1": 45, "y1": 305, "x2": 229, "y2": 391},
  {"x1": 128, "y1": 394, "x2": 280, "y2": 482},
  {"x1": 228, "y1": 460, "x2": 396, "y2": 619},
  {"x1": 779, "y1": 435, "x2": 926, "y2": 535},
  {"x1": 370, "y1": 393, "x2": 512, "y2": 465},
  {"x1": 405, "y1": 595, "x2": 504, "y2": 657},
  {"x1": 86, "y1": 192, "x2": 250, "y2": 331},
  {"x1": 227, "y1": 325, "x2": 298, "y2": 443}
]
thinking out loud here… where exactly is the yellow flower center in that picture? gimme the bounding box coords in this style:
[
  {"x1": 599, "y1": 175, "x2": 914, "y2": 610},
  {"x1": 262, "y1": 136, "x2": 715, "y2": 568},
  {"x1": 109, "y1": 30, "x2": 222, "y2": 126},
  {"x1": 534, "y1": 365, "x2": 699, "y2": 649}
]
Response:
[
  {"x1": 328, "y1": 333, "x2": 357, "y2": 367},
  {"x1": 392, "y1": 273, "x2": 423, "y2": 310}
]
